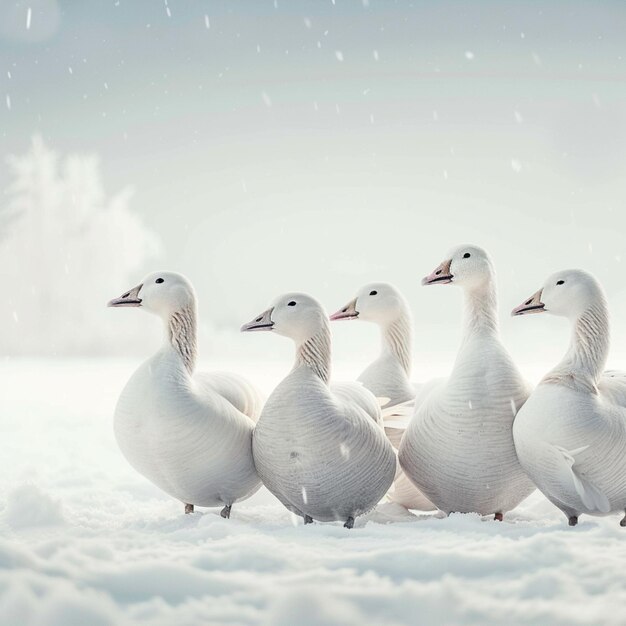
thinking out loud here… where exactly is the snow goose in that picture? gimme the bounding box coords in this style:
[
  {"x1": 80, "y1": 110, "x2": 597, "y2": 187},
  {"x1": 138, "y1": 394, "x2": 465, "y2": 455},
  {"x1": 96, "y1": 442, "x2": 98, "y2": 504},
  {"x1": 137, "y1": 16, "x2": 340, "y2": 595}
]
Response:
[
  {"x1": 330, "y1": 283, "x2": 435, "y2": 511},
  {"x1": 109, "y1": 271, "x2": 262, "y2": 518},
  {"x1": 241, "y1": 293, "x2": 397, "y2": 527},
  {"x1": 512, "y1": 269, "x2": 626, "y2": 527},
  {"x1": 399, "y1": 245, "x2": 535, "y2": 518}
]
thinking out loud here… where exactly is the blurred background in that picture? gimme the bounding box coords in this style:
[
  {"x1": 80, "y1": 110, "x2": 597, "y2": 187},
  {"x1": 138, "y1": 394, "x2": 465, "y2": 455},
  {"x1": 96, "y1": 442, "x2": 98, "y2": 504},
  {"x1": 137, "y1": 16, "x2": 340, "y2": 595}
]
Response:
[{"x1": 1, "y1": 0, "x2": 625, "y2": 378}]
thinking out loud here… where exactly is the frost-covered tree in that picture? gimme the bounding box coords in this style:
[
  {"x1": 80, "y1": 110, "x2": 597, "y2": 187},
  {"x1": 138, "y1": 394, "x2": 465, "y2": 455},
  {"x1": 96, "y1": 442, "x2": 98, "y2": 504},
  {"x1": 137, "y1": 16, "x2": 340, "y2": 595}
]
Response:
[{"x1": 0, "y1": 137, "x2": 160, "y2": 356}]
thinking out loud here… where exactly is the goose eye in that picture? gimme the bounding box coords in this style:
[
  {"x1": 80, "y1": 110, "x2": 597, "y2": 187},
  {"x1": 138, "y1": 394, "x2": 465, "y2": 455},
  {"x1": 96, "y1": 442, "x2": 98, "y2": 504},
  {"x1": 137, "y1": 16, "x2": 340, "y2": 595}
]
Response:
[
  {"x1": 556, "y1": 280, "x2": 564, "y2": 286},
  {"x1": 369, "y1": 290, "x2": 378, "y2": 296},
  {"x1": 155, "y1": 278, "x2": 164, "y2": 284},
  {"x1": 463, "y1": 253, "x2": 471, "y2": 259},
  {"x1": 288, "y1": 301, "x2": 296, "y2": 307}
]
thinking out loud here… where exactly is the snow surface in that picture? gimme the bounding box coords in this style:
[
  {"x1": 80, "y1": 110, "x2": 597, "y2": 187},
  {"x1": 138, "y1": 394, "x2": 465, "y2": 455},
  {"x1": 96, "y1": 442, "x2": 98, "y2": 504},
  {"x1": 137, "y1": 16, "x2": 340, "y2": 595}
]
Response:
[{"x1": 1, "y1": 360, "x2": 626, "y2": 626}]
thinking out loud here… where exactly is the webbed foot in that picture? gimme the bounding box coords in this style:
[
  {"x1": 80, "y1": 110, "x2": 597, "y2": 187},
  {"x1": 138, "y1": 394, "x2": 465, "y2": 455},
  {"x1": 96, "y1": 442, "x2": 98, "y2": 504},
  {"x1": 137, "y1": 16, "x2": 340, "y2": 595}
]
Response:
[
  {"x1": 494, "y1": 512, "x2": 503, "y2": 522},
  {"x1": 344, "y1": 516, "x2": 355, "y2": 529},
  {"x1": 304, "y1": 515, "x2": 314, "y2": 525},
  {"x1": 568, "y1": 516, "x2": 578, "y2": 527},
  {"x1": 620, "y1": 511, "x2": 626, "y2": 527},
  {"x1": 220, "y1": 504, "x2": 232, "y2": 519},
  {"x1": 185, "y1": 503, "x2": 194, "y2": 514}
]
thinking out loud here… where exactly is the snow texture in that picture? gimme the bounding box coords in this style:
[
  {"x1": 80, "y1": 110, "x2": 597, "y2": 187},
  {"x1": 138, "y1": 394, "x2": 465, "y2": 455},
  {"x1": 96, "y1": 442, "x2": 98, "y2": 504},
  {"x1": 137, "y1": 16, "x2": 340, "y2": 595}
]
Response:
[{"x1": 1, "y1": 360, "x2": 626, "y2": 626}]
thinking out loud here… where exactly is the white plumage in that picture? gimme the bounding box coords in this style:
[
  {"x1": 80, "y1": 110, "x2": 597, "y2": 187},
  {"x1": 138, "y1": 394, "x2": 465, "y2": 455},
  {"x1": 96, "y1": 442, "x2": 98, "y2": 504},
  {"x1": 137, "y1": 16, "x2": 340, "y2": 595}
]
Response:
[
  {"x1": 110, "y1": 271, "x2": 262, "y2": 517},
  {"x1": 399, "y1": 245, "x2": 535, "y2": 517},
  {"x1": 330, "y1": 282, "x2": 435, "y2": 511},
  {"x1": 242, "y1": 292, "x2": 397, "y2": 527},
  {"x1": 511, "y1": 269, "x2": 626, "y2": 526}
]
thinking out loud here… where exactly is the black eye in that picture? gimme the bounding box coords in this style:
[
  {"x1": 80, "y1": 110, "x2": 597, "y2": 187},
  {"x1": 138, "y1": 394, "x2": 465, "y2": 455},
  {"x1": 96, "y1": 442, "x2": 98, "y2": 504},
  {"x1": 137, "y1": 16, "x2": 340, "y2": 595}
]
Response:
[
  {"x1": 556, "y1": 280, "x2": 564, "y2": 286},
  {"x1": 155, "y1": 278, "x2": 164, "y2": 284},
  {"x1": 369, "y1": 290, "x2": 377, "y2": 296},
  {"x1": 463, "y1": 253, "x2": 471, "y2": 259},
  {"x1": 288, "y1": 301, "x2": 296, "y2": 306}
]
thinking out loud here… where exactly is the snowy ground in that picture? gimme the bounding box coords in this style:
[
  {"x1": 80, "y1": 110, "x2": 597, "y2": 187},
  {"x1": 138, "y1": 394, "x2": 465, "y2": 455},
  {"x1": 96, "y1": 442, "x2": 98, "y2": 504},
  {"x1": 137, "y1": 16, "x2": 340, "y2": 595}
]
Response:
[{"x1": 1, "y1": 359, "x2": 626, "y2": 626}]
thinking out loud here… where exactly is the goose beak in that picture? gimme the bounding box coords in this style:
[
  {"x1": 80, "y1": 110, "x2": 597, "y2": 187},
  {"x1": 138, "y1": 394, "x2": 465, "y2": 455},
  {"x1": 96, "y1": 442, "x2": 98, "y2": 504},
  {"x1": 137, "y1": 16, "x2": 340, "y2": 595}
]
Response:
[
  {"x1": 329, "y1": 298, "x2": 359, "y2": 321},
  {"x1": 107, "y1": 284, "x2": 143, "y2": 308},
  {"x1": 422, "y1": 259, "x2": 453, "y2": 285},
  {"x1": 241, "y1": 307, "x2": 275, "y2": 332},
  {"x1": 511, "y1": 289, "x2": 545, "y2": 316}
]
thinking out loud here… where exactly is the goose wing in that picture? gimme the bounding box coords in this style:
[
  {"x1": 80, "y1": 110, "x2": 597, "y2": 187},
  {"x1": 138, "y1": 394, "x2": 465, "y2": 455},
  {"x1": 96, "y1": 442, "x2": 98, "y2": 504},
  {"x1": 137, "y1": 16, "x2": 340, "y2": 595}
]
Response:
[
  {"x1": 195, "y1": 371, "x2": 264, "y2": 422},
  {"x1": 598, "y1": 370, "x2": 626, "y2": 409},
  {"x1": 552, "y1": 445, "x2": 611, "y2": 513},
  {"x1": 384, "y1": 378, "x2": 445, "y2": 446},
  {"x1": 380, "y1": 399, "x2": 414, "y2": 448},
  {"x1": 331, "y1": 381, "x2": 382, "y2": 426}
]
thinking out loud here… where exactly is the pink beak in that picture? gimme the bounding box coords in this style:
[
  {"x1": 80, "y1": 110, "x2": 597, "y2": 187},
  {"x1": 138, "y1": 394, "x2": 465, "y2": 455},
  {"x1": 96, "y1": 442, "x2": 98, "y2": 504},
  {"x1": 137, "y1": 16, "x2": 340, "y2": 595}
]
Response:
[
  {"x1": 511, "y1": 289, "x2": 545, "y2": 316},
  {"x1": 329, "y1": 298, "x2": 359, "y2": 321},
  {"x1": 422, "y1": 259, "x2": 453, "y2": 286}
]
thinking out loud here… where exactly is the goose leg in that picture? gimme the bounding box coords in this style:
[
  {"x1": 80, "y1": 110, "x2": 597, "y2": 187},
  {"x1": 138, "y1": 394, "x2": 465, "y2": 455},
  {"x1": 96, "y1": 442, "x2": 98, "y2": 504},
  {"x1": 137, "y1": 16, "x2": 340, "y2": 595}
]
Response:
[
  {"x1": 185, "y1": 503, "x2": 194, "y2": 514},
  {"x1": 620, "y1": 510, "x2": 626, "y2": 527},
  {"x1": 344, "y1": 516, "x2": 355, "y2": 529},
  {"x1": 220, "y1": 504, "x2": 232, "y2": 519},
  {"x1": 568, "y1": 516, "x2": 578, "y2": 527},
  {"x1": 494, "y1": 512, "x2": 503, "y2": 522},
  {"x1": 304, "y1": 515, "x2": 314, "y2": 525}
]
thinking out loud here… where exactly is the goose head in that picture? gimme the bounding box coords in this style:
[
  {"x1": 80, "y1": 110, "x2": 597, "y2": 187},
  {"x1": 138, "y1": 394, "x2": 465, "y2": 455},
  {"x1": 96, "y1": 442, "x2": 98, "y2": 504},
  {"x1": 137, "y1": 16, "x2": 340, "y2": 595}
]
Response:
[
  {"x1": 422, "y1": 244, "x2": 494, "y2": 290},
  {"x1": 512, "y1": 269, "x2": 603, "y2": 320},
  {"x1": 241, "y1": 293, "x2": 328, "y2": 343},
  {"x1": 330, "y1": 282, "x2": 408, "y2": 326},
  {"x1": 108, "y1": 271, "x2": 195, "y2": 318}
]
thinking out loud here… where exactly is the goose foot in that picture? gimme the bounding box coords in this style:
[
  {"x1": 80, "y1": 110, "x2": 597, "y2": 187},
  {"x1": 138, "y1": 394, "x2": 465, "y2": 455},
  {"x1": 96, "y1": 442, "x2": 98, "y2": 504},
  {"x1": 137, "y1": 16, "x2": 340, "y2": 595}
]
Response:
[
  {"x1": 344, "y1": 516, "x2": 355, "y2": 529},
  {"x1": 185, "y1": 503, "x2": 194, "y2": 514},
  {"x1": 568, "y1": 516, "x2": 578, "y2": 527},
  {"x1": 304, "y1": 515, "x2": 314, "y2": 525},
  {"x1": 220, "y1": 505, "x2": 232, "y2": 519},
  {"x1": 620, "y1": 511, "x2": 626, "y2": 527},
  {"x1": 494, "y1": 512, "x2": 503, "y2": 522}
]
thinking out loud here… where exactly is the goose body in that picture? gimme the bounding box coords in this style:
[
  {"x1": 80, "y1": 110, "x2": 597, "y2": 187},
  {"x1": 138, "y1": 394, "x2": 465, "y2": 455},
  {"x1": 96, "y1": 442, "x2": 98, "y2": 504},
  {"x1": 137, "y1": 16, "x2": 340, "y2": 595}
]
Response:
[
  {"x1": 242, "y1": 293, "x2": 396, "y2": 525},
  {"x1": 399, "y1": 245, "x2": 535, "y2": 516},
  {"x1": 110, "y1": 272, "x2": 262, "y2": 515},
  {"x1": 512, "y1": 269, "x2": 626, "y2": 525},
  {"x1": 330, "y1": 283, "x2": 435, "y2": 511}
]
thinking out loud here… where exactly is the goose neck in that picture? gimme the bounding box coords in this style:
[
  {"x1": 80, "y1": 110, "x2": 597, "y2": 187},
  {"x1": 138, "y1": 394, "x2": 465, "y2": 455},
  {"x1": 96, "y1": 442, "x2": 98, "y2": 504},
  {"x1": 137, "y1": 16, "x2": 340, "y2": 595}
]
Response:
[
  {"x1": 165, "y1": 303, "x2": 198, "y2": 374},
  {"x1": 294, "y1": 320, "x2": 332, "y2": 384},
  {"x1": 544, "y1": 299, "x2": 609, "y2": 388},
  {"x1": 381, "y1": 312, "x2": 412, "y2": 376},
  {"x1": 461, "y1": 278, "x2": 499, "y2": 341}
]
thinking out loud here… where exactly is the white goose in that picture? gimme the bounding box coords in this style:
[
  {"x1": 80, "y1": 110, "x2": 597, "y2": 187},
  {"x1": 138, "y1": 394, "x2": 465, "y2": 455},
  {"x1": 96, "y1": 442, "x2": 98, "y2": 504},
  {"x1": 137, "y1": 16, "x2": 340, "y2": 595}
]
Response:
[
  {"x1": 330, "y1": 283, "x2": 435, "y2": 511},
  {"x1": 399, "y1": 245, "x2": 535, "y2": 518},
  {"x1": 241, "y1": 293, "x2": 397, "y2": 528},
  {"x1": 512, "y1": 269, "x2": 626, "y2": 527},
  {"x1": 109, "y1": 271, "x2": 262, "y2": 518}
]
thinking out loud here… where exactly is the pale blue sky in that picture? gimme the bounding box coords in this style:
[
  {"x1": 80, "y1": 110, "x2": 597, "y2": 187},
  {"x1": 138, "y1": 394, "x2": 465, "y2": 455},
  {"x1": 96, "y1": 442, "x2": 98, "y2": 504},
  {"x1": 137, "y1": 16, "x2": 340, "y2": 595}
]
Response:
[{"x1": 1, "y1": 0, "x2": 626, "y2": 367}]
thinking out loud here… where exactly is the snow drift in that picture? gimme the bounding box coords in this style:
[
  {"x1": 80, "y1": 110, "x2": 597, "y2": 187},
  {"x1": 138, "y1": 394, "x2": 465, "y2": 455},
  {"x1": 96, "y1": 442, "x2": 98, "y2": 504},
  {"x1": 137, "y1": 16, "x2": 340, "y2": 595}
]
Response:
[{"x1": 1, "y1": 360, "x2": 625, "y2": 626}]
